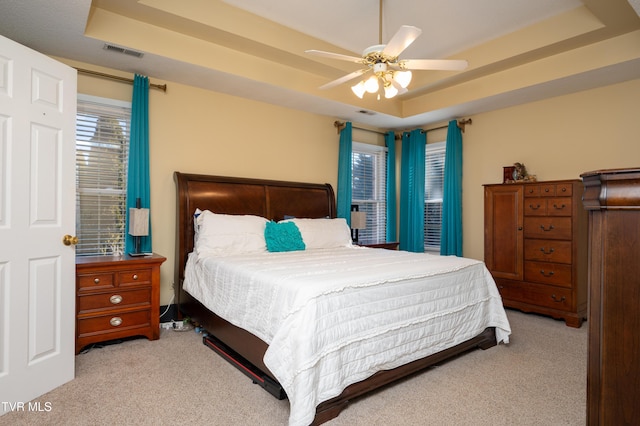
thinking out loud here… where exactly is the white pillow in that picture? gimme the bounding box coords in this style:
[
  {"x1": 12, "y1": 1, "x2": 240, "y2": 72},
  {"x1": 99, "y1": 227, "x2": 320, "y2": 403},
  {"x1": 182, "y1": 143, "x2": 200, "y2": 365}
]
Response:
[
  {"x1": 284, "y1": 218, "x2": 353, "y2": 249},
  {"x1": 195, "y1": 210, "x2": 268, "y2": 256}
]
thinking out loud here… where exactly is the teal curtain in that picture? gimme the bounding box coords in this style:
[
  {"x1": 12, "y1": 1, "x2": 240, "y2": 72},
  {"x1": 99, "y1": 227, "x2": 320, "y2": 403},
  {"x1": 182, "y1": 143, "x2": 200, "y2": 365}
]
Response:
[
  {"x1": 336, "y1": 122, "x2": 352, "y2": 225},
  {"x1": 125, "y1": 74, "x2": 152, "y2": 254},
  {"x1": 440, "y1": 120, "x2": 463, "y2": 256},
  {"x1": 385, "y1": 131, "x2": 397, "y2": 242},
  {"x1": 399, "y1": 129, "x2": 426, "y2": 252}
]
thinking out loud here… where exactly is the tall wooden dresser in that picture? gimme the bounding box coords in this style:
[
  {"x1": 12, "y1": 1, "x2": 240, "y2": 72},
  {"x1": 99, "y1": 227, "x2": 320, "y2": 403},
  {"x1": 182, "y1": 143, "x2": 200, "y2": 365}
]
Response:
[
  {"x1": 581, "y1": 168, "x2": 640, "y2": 425},
  {"x1": 484, "y1": 179, "x2": 588, "y2": 327}
]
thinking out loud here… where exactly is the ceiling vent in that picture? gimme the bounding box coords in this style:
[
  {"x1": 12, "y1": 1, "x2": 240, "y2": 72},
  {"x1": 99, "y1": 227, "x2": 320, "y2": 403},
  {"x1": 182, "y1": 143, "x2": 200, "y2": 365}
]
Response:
[
  {"x1": 357, "y1": 110, "x2": 376, "y2": 116},
  {"x1": 103, "y1": 44, "x2": 144, "y2": 58}
]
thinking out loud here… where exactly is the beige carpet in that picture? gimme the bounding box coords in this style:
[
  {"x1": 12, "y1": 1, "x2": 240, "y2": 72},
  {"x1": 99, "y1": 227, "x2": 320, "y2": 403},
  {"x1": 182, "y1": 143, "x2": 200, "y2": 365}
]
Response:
[{"x1": 1, "y1": 309, "x2": 586, "y2": 426}]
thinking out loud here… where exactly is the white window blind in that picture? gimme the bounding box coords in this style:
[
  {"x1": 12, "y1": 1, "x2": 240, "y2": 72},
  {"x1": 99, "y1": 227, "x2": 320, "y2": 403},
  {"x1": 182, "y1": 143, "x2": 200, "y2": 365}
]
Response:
[
  {"x1": 76, "y1": 95, "x2": 131, "y2": 256},
  {"x1": 351, "y1": 142, "x2": 387, "y2": 244},
  {"x1": 424, "y1": 141, "x2": 446, "y2": 252}
]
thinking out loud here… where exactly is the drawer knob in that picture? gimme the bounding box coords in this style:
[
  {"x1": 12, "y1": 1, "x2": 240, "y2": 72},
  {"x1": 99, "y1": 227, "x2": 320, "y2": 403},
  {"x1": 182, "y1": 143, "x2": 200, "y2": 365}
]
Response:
[
  {"x1": 132, "y1": 274, "x2": 138, "y2": 280},
  {"x1": 94, "y1": 278, "x2": 100, "y2": 284},
  {"x1": 110, "y1": 295, "x2": 123, "y2": 304},
  {"x1": 551, "y1": 294, "x2": 566, "y2": 303},
  {"x1": 540, "y1": 269, "x2": 555, "y2": 277},
  {"x1": 110, "y1": 317, "x2": 123, "y2": 327},
  {"x1": 540, "y1": 224, "x2": 555, "y2": 232},
  {"x1": 540, "y1": 247, "x2": 555, "y2": 255}
]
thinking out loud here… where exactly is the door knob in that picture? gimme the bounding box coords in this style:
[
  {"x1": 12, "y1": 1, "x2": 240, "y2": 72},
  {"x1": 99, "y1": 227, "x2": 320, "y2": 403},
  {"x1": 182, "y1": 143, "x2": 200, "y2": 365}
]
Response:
[{"x1": 62, "y1": 235, "x2": 79, "y2": 246}]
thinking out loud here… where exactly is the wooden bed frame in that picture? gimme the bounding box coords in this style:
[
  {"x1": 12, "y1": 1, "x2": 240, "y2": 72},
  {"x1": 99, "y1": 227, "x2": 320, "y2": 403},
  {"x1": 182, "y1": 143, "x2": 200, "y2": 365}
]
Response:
[{"x1": 174, "y1": 171, "x2": 497, "y2": 425}]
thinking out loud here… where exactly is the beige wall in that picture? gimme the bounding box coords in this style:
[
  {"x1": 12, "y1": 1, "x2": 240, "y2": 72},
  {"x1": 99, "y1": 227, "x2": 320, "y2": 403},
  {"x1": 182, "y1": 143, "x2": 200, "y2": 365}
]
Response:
[
  {"x1": 67, "y1": 58, "x2": 640, "y2": 305},
  {"x1": 462, "y1": 78, "x2": 640, "y2": 260}
]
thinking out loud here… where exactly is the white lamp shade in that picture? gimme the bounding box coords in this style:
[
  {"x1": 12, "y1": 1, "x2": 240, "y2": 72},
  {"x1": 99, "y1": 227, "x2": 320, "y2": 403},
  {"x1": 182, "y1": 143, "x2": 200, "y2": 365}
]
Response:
[
  {"x1": 351, "y1": 81, "x2": 366, "y2": 98},
  {"x1": 364, "y1": 75, "x2": 379, "y2": 93},
  {"x1": 394, "y1": 70, "x2": 412, "y2": 88},
  {"x1": 384, "y1": 84, "x2": 398, "y2": 99},
  {"x1": 351, "y1": 211, "x2": 367, "y2": 230},
  {"x1": 129, "y1": 208, "x2": 149, "y2": 236}
]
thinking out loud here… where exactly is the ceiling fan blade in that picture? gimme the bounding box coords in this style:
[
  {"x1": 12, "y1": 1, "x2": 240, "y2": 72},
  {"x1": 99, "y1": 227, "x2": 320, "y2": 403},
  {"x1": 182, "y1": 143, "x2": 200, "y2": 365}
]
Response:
[
  {"x1": 399, "y1": 59, "x2": 468, "y2": 71},
  {"x1": 305, "y1": 50, "x2": 364, "y2": 64},
  {"x1": 382, "y1": 25, "x2": 422, "y2": 57},
  {"x1": 319, "y1": 69, "x2": 369, "y2": 90}
]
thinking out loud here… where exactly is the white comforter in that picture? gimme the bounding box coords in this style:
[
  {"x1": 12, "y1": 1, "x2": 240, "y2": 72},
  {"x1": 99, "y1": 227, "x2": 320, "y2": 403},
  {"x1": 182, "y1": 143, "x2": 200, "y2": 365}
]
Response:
[{"x1": 184, "y1": 247, "x2": 511, "y2": 426}]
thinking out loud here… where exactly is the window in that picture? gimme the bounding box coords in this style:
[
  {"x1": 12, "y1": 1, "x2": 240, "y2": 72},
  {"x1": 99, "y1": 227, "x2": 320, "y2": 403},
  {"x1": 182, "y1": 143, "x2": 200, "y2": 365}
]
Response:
[
  {"x1": 75, "y1": 95, "x2": 131, "y2": 256},
  {"x1": 424, "y1": 141, "x2": 446, "y2": 252},
  {"x1": 351, "y1": 142, "x2": 387, "y2": 244}
]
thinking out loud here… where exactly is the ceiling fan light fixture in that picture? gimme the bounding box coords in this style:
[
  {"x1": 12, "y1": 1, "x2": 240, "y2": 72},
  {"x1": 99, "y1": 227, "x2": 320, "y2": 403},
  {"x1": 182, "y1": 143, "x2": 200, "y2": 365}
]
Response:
[
  {"x1": 364, "y1": 75, "x2": 379, "y2": 93},
  {"x1": 394, "y1": 70, "x2": 412, "y2": 88},
  {"x1": 384, "y1": 83, "x2": 398, "y2": 99},
  {"x1": 351, "y1": 81, "x2": 366, "y2": 98}
]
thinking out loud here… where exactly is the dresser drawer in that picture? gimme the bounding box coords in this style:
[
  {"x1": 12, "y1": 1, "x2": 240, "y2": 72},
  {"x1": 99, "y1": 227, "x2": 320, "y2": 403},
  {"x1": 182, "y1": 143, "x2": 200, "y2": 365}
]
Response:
[
  {"x1": 497, "y1": 280, "x2": 573, "y2": 311},
  {"x1": 524, "y1": 198, "x2": 572, "y2": 217},
  {"x1": 524, "y1": 183, "x2": 574, "y2": 198},
  {"x1": 77, "y1": 309, "x2": 151, "y2": 336},
  {"x1": 524, "y1": 217, "x2": 572, "y2": 240},
  {"x1": 77, "y1": 272, "x2": 115, "y2": 291},
  {"x1": 524, "y1": 239, "x2": 572, "y2": 264},
  {"x1": 118, "y1": 268, "x2": 152, "y2": 287},
  {"x1": 524, "y1": 261, "x2": 572, "y2": 287},
  {"x1": 77, "y1": 288, "x2": 152, "y2": 314}
]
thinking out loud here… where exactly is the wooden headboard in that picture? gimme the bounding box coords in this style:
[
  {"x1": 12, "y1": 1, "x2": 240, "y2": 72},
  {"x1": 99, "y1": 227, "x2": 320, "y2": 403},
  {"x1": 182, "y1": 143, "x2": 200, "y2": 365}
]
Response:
[{"x1": 174, "y1": 172, "x2": 336, "y2": 293}]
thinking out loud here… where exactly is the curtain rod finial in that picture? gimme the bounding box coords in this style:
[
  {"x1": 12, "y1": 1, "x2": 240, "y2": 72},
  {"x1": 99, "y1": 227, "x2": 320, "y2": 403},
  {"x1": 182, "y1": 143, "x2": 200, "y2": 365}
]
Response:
[{"x1": 457, "y1": 118, "x2": 472, "y2": 133}]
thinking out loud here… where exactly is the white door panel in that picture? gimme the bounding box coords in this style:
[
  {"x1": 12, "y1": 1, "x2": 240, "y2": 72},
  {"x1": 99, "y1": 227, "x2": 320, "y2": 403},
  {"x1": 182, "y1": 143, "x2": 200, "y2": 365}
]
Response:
[{"x1": 0, "y1": 35, "x2": 76, "y2": 415}]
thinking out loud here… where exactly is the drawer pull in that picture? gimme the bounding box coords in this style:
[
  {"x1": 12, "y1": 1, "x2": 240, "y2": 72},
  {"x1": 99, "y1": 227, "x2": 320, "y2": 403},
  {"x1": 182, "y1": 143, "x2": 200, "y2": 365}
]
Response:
[
  {"x1": 110, "y1": 317, "x2": 123, "y2": 327},
  {"x1": 529, "y1": 204, "x2": 541, "y2": 210},
  {"x1": 551, "y1": 294, "x2": 566, "y2": 303},
  {"x1": 540, "y1": 224, "x2": 555, "y2": 232},
  {"x1": 110, "y1": 295, "x2": 123, "y2": 304},
  {"x1": 544, "y1": 188, "x2": 550, "y2": 193},
  {"x1": 540, "y1": 270, "x2": 555, "y2": 277},
  {"x1": 94, "y1": 278, "x2": 100, "y2": 284},
  {"x1": 132, "y1": 274, "x2": 138, "y2": 280},
  {"x1": 553, "y1": 204, "x2": 566, "y2": 210},
  {"x1": 540, "y1": 247, "x2": 555, "y2": 255}
]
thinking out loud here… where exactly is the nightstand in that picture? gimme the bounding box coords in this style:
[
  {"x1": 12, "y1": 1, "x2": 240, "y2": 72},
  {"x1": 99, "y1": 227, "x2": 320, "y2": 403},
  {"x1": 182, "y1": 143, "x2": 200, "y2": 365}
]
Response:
[
  {"x1": 75, "y1": 253, "x2": 166, "y2": 354},
  {"x1": 358, "y1": 242, "x2": 399, "y2": 250}
]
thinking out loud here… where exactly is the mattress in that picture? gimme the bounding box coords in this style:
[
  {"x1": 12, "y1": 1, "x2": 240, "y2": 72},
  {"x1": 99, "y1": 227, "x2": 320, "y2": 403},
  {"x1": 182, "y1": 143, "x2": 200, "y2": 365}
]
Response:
[{"x1": 184, "y1": 246, "x2": 511, "y2": 426}]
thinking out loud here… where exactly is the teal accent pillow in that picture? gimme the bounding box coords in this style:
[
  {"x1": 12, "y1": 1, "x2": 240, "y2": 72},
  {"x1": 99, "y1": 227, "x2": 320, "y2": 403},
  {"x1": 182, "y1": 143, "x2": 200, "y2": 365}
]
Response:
[{"x1": 264, "y1": 221, "x2": 305, "y2": 252}]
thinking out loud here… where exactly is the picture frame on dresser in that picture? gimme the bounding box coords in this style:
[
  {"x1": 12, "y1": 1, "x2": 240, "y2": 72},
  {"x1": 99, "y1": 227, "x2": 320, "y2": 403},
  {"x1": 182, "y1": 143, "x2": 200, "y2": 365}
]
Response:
[{"x1": 75, "y1": 253, "x2": 166, "y2": 354}]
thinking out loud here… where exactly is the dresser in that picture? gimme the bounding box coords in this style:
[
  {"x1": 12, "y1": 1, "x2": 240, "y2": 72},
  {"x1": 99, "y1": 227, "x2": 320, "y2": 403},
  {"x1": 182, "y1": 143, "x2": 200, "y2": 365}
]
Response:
[
  {"x1": 581, "y1": 168, "x2": 640, "y2": 425},
  {"x1": 484, "y1": 180, "x2": 588, "y2": 327},
  {"x1": 75, "y1": 254, "x2": 166, "y2": 354}
]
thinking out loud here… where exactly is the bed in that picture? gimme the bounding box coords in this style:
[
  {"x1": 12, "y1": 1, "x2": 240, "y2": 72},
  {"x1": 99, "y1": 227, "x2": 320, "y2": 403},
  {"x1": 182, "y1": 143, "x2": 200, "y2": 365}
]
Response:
[{"x1": 174, "y1": 172, "x2": 511, "y2": 426}]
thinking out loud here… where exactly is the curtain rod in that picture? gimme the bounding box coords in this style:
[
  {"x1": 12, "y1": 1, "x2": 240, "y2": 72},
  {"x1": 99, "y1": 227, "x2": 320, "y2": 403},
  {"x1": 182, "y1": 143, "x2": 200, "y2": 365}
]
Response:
[
  {"x1": 75, "y1": 68, "x2": 167, "y2": 92},
  {"x1": 333, "y1": 121, "x2": 387, "y2": 136},
  {"x1": 334, "y1": 118, "x2": 472, "y2": 137}
]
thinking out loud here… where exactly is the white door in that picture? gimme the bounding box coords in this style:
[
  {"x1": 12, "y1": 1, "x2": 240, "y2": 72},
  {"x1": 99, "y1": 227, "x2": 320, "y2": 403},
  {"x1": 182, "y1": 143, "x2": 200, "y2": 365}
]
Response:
[{"x1": 0, "y1": 35, "x2": 77, "y2": 415}]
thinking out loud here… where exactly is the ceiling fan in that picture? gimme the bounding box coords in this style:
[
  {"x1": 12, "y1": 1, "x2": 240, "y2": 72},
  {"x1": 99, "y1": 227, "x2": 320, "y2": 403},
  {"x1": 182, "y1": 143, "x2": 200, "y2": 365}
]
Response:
[{"x1": 305, "y1": 0, "x2": 468, "y2": 99}]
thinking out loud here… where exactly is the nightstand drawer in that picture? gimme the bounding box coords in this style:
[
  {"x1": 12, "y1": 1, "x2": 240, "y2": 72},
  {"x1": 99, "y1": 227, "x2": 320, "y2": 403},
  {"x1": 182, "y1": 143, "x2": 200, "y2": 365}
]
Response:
[
  {"x1": 77, "y1": 309, "x2": 151, "y2": 336},
  {"x1": 118, "y1": 268, "x2": 152, "y2": 286},
  {"x1": 77, "y1": 288, "x2": 152, "y2": 314},
  {"x1": 77, "y1": 273, "x2": 115, "y2": 291}
]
